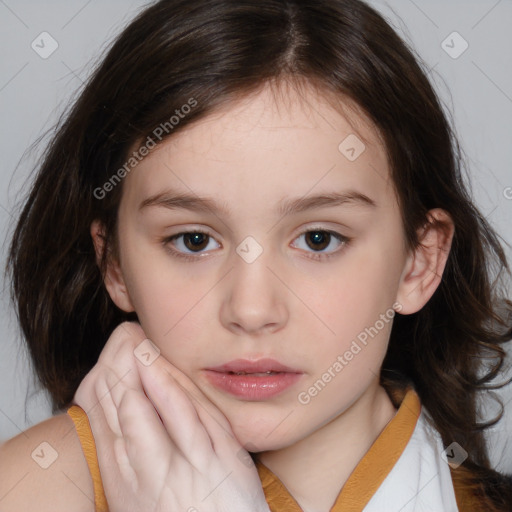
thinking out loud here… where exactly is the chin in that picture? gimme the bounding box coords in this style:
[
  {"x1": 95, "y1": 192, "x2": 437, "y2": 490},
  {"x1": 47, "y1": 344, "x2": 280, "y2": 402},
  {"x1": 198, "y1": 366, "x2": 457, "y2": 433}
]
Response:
[{"x1": 229, "y1": 418, "x2": 303, "y2": 453}]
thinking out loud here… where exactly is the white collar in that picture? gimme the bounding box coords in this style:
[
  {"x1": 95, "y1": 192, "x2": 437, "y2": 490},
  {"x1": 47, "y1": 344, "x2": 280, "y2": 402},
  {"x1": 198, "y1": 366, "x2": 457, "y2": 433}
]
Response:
[{"x1": 364, "y1": 407, "x2": 460, "y2": 511}]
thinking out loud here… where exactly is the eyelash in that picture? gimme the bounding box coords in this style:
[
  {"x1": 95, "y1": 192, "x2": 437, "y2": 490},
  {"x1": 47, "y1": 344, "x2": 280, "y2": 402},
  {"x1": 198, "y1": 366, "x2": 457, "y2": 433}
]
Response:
[{"x1": 162, "y1": 227, "x2": 352, "y2": 262}]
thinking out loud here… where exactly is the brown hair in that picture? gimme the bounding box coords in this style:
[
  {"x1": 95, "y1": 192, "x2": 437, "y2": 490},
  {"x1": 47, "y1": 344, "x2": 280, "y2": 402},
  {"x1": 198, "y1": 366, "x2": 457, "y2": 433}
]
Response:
[{"x1": 7, "y1": 0, "x2": 512, "y2": 508}]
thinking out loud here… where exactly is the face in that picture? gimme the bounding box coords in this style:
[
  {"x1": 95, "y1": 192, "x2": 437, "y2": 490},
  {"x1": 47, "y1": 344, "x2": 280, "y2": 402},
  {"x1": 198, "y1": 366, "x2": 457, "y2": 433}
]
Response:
[{"x1": 102, "y1": 82, "x2": 413, "y2": 451}]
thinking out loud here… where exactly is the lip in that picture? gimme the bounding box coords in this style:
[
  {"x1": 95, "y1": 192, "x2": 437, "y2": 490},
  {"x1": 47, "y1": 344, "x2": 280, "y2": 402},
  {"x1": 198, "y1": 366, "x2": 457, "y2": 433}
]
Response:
[
  {"x1": 205, "y1": 358, "x2": 301, "y2": 374},
  {"x1": 203, "y1": 358, "x2": 304, "y2": 400}
]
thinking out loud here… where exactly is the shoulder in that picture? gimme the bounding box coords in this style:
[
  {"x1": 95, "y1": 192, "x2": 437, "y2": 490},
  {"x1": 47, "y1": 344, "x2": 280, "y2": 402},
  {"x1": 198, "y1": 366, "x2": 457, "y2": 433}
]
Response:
[{"x1": 0, "y1": 411, "x2": 95, "y2": 512}]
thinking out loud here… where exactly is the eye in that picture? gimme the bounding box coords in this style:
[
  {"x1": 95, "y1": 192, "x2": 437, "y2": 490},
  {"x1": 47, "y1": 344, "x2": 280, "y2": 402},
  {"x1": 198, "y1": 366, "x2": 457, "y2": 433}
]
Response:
[
  {"x1": 162, "y1": 228, "x2": 351, "y2": 262},
  {"x1": 163, "y1": 230, "x2": 220, "y2": 261},
  {"x1": 291, "y1": 228, "x2": 350, "y2": 261}
]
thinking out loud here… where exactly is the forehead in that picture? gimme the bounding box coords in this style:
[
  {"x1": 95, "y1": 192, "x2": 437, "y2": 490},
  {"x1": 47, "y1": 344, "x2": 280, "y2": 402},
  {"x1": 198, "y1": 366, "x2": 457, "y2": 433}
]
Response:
[{"x1": 121, "y1": 81, "x2": 393, "y2": 214}]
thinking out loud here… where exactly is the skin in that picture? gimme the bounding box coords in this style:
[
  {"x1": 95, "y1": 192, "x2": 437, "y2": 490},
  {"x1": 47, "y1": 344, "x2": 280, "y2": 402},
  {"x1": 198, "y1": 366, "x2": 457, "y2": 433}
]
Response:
[{"x1": 91, "y1": 80, "x2": 454, "y2": 512}]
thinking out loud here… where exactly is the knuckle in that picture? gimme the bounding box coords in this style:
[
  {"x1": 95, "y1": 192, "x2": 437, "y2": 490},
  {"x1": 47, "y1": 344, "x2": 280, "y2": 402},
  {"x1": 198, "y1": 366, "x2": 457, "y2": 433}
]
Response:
[{"x1": 99, "y1": 321, "x2": 145, "y2": 363}]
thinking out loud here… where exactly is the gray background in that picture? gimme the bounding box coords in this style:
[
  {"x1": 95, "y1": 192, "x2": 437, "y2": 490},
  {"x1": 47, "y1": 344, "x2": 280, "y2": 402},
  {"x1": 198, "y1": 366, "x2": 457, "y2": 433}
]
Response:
[{"x1": 1, "y1": 0, "x2": 511, "y2": 472}]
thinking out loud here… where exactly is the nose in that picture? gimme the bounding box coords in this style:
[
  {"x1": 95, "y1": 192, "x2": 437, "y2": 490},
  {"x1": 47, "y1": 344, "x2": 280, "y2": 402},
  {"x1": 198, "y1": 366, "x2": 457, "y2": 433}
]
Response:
[{"x1": 219, "y1": 246, "x2": 289, "y2": 336}]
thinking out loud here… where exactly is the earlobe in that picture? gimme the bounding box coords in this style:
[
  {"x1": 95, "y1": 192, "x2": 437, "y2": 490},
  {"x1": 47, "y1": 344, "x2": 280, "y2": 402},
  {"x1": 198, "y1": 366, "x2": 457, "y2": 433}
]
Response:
[
  {"x1": 90, "y1": 220, "x2": 135, "y2": 313},
  {"x1": 396, "y1": 209, "x2": 454, "y2": 315}
]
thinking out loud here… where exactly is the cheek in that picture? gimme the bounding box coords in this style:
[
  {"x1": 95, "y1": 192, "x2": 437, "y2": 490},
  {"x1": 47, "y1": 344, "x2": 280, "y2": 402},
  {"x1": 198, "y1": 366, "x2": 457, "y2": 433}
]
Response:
[
  {"x1": 117, "y1": 241, "x2": 205, "y2": 358},
  {"x1": 129, "y1": 278, "x2": 206, "y2": 362},
  {"x1": 301, "y1": 246, "x2": 400, "y2": 339},
  {"x1": 293, "y1": 237, "x2": 401, "y2": 381}
]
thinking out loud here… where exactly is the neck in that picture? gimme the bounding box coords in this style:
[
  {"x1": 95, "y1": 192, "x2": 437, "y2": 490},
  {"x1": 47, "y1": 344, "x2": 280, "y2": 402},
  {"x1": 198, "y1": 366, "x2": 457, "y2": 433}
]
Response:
[{"x1": 255, "y1": 383, "x2": 398, "y2": 512}]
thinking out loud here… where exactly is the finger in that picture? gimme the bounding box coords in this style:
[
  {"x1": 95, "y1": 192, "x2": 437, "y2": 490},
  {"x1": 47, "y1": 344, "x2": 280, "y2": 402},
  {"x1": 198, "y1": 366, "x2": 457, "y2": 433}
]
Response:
[
  {"x1": 95, "y1": 368, "x2": 135, "y2": 438},
  {"x1": 78, "y1": 361, "x2": 140, "y2": 438},
  {"x1": 96, "y1": 321, "x2": 147, "y2": 364},
  {"x1": 147, "y1": 354, "x2": 246, "y2": 462},
  {"x1": 94, "y1": 323, "x2": 149, "y2": 435},
  {"x1": 138, "y1": 355, "x2": 252, "y2": 478},
  {"x1": 115, "y1": 386, "x2": 175, "y2": 492},
  {"x1": 136, "y1": 356, "x2": 216, "y2": 469},
  {"x1": 73, "y1": 320, "x2": 148, "y2": 436},
  {"x1": 81, "y1": 394, "x2": 132, "y2": 496},
  {"x1": 73, "y1": 370, "x2": 122, "y2": 441},
  {"x1": 149, "y1": 359, "x2": 261, "y2": 471},
  {"x1": 147, "y1": 353, "x2": 235, "y2": 438}
]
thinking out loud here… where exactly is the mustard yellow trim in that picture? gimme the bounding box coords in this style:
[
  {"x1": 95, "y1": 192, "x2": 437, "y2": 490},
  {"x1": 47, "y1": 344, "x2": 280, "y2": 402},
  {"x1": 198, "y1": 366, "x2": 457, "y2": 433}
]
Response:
[
  {"x1": 255, "y1": 387, "x2": 421, "y2": 512},
  {"x1": 256, "y1": 461, "x2": 304, "y2": 512},
  {"x1": 331, "y1": 387, "x2": 421, "y2": 511},
  {"x1": 67, "y1": 405, "x2": 109, "y2": 512}
]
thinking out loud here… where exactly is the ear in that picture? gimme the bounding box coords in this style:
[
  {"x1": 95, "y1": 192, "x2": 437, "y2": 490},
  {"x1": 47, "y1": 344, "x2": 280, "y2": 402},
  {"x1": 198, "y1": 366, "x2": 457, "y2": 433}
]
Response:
[
  {"x1": 395, "y1": 208, "x2": 454, "y2": 315},
  {"x1": 90, "y1": 220, "x2": 135, "y2": 313}
]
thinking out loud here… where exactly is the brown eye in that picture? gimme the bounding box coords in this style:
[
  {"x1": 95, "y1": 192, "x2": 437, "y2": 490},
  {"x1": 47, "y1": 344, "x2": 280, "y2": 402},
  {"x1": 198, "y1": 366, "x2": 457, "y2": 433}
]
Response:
[
  {"x1": 163, "y1": 227, "x2": 350, "y2": 263},
  {"x1": 304, "y1": 231, "x2": 331, "y2": 251},
  {"x1": 292, "y1": 229, "x2": 349, "y2": 259},
  {"x1": 163, "y1": 230, "x2": 220, "y2": 260},
  {"x1": 181, "y1": 232, "x2": 210, "y2": 252}
]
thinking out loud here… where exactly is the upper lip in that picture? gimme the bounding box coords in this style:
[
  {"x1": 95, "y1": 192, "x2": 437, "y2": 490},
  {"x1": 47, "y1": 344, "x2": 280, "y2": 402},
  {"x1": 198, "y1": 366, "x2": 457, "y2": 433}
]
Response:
[{"x1": 205, "y1": 358, "x2": 302, "y2": 373}]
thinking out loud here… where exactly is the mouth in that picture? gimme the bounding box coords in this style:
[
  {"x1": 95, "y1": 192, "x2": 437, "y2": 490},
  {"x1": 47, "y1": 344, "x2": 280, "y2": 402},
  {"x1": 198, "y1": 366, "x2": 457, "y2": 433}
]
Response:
[
  {"x1": 226, "y1": 370, "x2": 284, "y2": 376},
  {"x1": 205, "y1": 358, "x2": 302, "y2": 374},
  {"x1": 203, "y1": 358, "x2": 304, "y2": 400}
]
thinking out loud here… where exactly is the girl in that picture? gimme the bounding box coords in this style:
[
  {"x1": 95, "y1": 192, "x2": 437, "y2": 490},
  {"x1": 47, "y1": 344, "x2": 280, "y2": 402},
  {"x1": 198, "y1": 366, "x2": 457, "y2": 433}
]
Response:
[{"x1": 1, "y1": 0, "x2": 511, "y2": 511}]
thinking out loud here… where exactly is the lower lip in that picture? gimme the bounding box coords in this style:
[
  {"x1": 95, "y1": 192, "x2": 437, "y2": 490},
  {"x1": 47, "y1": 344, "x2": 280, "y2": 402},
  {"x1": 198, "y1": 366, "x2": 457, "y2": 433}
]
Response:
[{"x1": 203, "y1": 370, "x2": 303, "y2": 400}]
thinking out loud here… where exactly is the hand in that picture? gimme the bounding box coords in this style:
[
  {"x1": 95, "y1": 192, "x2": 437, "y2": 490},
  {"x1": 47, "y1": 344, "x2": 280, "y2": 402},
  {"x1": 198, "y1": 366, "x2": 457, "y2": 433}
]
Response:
[{"x1": 73, "y1": 321, "x2": 271, "y2": 512}]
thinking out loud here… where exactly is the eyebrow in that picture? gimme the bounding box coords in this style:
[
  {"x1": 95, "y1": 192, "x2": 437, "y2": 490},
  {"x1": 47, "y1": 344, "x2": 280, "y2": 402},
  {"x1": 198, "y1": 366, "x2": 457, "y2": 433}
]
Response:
[{"x1": 139, "y1": 188, "x2": 377, "y2": 217}]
